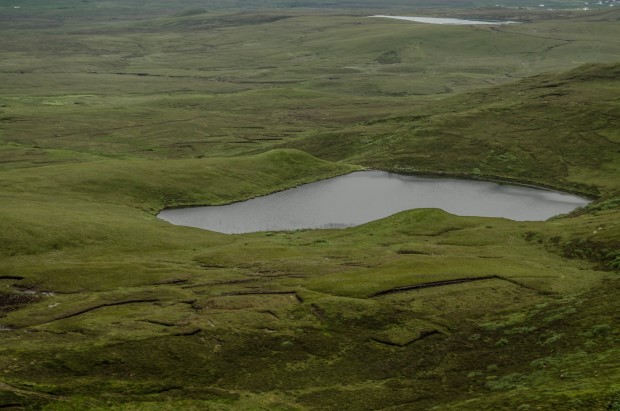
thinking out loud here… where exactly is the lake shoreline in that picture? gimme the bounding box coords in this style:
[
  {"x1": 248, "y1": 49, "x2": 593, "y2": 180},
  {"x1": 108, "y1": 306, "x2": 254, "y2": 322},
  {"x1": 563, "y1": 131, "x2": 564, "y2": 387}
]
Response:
[
  {"x1": 382, "y1": 166, "x2": 599, "y2": 200},
  {"x1": 157, "y1": 166, "x2": 597, "y2": 216},
  {"x1": 158, "y1": 169, "x2": 591, "y2": 233}
]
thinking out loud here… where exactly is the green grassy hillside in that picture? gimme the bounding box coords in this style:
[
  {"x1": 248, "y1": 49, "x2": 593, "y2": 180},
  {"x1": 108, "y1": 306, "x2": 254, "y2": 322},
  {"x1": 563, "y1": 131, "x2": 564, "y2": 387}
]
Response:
[
  {"x1": 2, "y1": 9, "x2": 619, "y2": 165},
  {"x1": 0, "y1": 4, "x2": 618, "y2": 410},
  {"x1": 289, "y1": 62, "x2": 620, "y2": 272},
  {"x1": 290, "y1": 63, "x2": 620, "y2": 192}
]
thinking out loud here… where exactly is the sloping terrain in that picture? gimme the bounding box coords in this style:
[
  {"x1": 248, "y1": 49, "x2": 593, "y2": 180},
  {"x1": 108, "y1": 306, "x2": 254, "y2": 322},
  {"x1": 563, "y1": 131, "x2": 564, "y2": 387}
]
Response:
[
  {"x1": 290, "y1": 63, "x2": 620, "y2": 192},
  {"x1": 290, "y1": 61, "x2": 620, "y2": 272},
  {"x1": 0, "y1": 63, "x2": 617, "y2": 411},
  {"x1": 0, "y1": 5, "x2": 618, "y2": 410}
]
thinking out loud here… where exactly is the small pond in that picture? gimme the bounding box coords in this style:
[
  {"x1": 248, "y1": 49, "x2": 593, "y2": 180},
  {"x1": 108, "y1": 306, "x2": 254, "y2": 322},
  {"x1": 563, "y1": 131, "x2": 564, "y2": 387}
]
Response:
[
  {"x1": 370, "y1": 15, "x2": 519, "y2": 25},
  {"x1": 157, "y1": 171, "x2": 590, "y2": 234}
]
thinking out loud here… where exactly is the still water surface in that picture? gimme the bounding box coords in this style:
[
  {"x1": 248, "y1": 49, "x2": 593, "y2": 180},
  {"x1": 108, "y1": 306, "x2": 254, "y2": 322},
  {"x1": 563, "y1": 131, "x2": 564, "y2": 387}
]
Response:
[
  {"x1": 371, "y1": 15, "x2": 519, "y2": 25},
  {"x1": 157, "y1": 171, "x2": 590, "y2": 234}
]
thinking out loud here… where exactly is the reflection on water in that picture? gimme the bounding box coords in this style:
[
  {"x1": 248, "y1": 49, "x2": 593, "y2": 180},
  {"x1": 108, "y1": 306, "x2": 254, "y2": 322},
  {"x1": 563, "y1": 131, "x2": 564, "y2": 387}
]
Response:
[{"x1": 158, "y1": 171, "x2": 590, "y2": 234}]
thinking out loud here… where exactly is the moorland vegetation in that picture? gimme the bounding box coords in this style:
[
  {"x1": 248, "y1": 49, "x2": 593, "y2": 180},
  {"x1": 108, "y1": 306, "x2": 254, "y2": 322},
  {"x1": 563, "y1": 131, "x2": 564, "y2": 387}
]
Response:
[{"x1": 0, "y1": 1, "x2": 619, "y2": 409}]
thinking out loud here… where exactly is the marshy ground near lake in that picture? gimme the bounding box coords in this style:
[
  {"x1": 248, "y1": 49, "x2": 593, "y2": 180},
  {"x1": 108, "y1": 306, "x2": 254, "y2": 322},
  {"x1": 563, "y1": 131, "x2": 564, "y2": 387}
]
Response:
[{"x1": 0, "y1": 1, "x2": 619, "y2": 410}]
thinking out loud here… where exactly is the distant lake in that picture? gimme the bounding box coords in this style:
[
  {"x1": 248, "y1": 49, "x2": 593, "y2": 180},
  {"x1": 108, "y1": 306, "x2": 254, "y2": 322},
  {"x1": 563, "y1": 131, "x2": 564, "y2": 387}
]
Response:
[
  {"x1": 370, "y1": 15, "x2": 520, "y2": 25},
  {"x1": 158, "y1": 171, "x2": 590, "y2": 234}
]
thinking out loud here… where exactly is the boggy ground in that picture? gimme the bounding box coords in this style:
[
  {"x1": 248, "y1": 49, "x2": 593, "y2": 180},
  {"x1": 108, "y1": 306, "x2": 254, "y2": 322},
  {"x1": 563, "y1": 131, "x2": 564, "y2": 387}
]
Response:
[
  {"x1": 1, "y1": 180, "x2": 617, "y2": 409},
  {"x1": 0, "y1": 3, "x2": 619, "y2": 410}
]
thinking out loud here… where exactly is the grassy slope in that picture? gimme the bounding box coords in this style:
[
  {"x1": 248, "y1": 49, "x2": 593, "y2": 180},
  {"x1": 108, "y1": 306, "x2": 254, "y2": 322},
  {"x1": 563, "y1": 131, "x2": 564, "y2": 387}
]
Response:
[
  {"x1": 289, "y1": 62, "x2": 620, "y2": 271},
  {"x1": 0, "y1": 149, "x2": 357, "y2": 289},
  {"x1": 289, "y1": 63, "x2": 620, "y2": 191},
  {"x1": 2, "y1": 10, "x2": 619, "y2": 164},
  {"x1": 0, "y1": 5, "x2": 618, "y2": 411}
]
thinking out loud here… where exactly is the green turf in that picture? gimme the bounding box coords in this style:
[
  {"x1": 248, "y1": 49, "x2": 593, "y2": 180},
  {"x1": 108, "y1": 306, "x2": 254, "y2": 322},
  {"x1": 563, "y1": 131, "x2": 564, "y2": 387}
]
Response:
[{"x1": 0, "y1": 3, "x2": 619, "y2": 410}]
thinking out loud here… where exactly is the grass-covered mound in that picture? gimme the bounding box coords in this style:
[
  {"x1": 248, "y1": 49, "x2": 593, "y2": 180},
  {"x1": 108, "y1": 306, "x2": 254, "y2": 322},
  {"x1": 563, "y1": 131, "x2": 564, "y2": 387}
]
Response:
[
  {"x1": 1, "y1": 205, "x2": 618, "y2": 409},
  {"x1": 0, "y1": 149, "x2": 357, "y2": 288}
]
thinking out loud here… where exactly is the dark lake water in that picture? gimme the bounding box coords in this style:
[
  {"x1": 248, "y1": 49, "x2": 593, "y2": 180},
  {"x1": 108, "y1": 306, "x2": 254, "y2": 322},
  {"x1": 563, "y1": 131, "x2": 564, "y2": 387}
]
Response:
[{"x1": 157, "y1": 171, "x2": 590, "y2": 234}]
